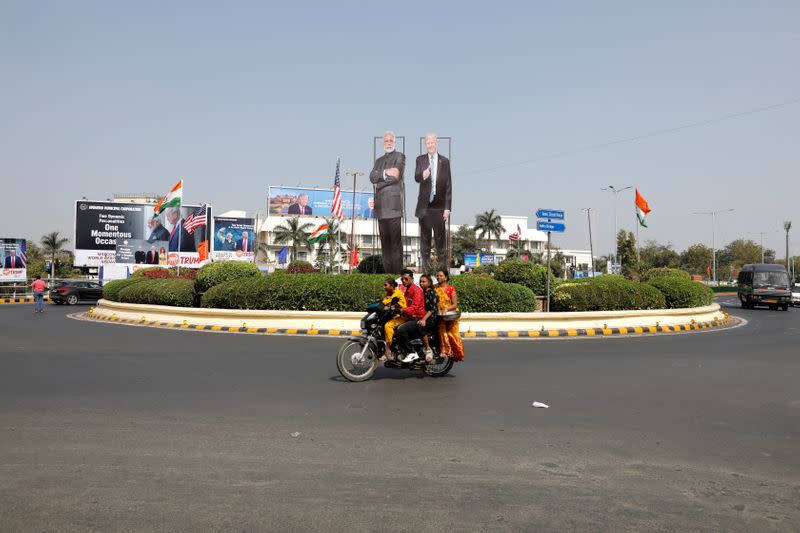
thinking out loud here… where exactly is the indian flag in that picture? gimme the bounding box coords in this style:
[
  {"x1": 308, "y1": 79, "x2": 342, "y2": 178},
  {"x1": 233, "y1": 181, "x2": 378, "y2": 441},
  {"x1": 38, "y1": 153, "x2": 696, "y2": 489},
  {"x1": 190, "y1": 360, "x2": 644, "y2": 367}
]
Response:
[
  {"x1": 153, "y1": 179, "x2": 183, "y2": 218},
  {"x1": 635, "y1": 188, "x2": 651, "y2": 228},
  {"x1": 308, "y1": 223, "x2": 329, "y2": 244}
]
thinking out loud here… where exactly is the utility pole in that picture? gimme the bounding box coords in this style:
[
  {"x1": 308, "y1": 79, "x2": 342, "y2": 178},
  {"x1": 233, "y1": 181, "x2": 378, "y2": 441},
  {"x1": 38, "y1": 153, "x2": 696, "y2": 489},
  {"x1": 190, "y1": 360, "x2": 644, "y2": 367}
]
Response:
[
  {"x1": 784, "y1": 220, "x2": 792, "y2": 276},
  {"x1": 345, "y1": 171, "x2": 363, "y2": 272},
  {"x1": 582, "y1": 208, "x2": 595, "y2": 276},
  {"x1": 692, "y1": 208, "x2": 734, "y2": 284},
  {"x1": 601, "y1": 185, "x2": 631, "y2": 272}
]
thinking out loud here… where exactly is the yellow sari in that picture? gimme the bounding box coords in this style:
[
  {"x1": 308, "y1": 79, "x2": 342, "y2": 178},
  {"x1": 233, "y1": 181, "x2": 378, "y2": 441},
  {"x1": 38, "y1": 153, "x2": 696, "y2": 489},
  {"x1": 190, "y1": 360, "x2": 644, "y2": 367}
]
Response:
[{"x1": 435, "y1": 284, "x2": 464, "y2": 361}]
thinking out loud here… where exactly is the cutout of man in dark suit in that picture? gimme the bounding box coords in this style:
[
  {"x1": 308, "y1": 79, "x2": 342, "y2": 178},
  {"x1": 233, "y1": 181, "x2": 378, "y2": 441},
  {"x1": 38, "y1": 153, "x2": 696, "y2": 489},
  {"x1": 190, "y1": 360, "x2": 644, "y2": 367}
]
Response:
[
  {"x1": 415, "y1": 133, "x2": 452, "y2": 269},
  {"x1": 369, "y1": 130, "x2": 405, "y2": 274}
]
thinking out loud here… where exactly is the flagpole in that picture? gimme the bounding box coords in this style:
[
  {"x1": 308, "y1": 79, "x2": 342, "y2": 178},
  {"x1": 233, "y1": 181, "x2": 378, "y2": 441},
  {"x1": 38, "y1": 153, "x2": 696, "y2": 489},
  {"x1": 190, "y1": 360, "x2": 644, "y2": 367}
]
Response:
[
  {"x1": 176, "y1": 211, "x2": 182, "y2": 276},
  {"x1": 636, "y1": 206, "x2": 640, "y2": 262}
]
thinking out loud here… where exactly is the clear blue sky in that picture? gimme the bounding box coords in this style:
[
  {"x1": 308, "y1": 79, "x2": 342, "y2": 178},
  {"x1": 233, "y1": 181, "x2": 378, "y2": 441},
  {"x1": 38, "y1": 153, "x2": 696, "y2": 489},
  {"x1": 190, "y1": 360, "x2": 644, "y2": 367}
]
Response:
[{"x1": 2, "y1": 1, "x2": 798, "y2": 256}]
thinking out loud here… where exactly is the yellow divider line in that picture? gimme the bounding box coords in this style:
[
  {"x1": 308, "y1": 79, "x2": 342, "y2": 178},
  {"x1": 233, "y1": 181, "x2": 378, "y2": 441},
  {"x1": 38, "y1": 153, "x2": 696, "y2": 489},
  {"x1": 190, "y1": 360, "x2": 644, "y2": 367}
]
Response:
[
  {"x1": 567, "y1": 329, "x2": 578, "y2": 337},
  {"x1": 619, "y1": 327, "x2": 629, "y2": 335}
]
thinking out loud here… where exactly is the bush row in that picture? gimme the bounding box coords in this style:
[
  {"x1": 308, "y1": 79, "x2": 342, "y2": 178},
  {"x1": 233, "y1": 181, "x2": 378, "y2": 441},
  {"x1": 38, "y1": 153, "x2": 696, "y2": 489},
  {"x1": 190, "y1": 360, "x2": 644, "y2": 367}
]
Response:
[
  {"x1": 117, "y1": 279, "x2": 196, "y2": 307},
  {"x1": 551, "y1": 275, "x2": 666, "y2": 312},
  {"x1": 493, "y1": 259, "x2": 558, "y2": 296},
  {"x1": 646, "y1": 276, "x2": 713, "y2": 308},
  {"x1": 201, "y1": 273, "x2": 538, "y2": 313}
]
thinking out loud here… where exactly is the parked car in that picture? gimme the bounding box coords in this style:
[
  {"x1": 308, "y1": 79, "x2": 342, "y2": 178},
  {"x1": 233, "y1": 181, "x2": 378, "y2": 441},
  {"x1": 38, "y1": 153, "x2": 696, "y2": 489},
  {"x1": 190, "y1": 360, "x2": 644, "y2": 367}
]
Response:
[
  {"x1": 50, "y1": 280, "x2": 104, "y2": 305},
  {"x1": 792, "y1": 284, "x2": 800, "y2": 307},
  {"x1": 736, "y1": 264, "x2": 791, "y2": 310}
]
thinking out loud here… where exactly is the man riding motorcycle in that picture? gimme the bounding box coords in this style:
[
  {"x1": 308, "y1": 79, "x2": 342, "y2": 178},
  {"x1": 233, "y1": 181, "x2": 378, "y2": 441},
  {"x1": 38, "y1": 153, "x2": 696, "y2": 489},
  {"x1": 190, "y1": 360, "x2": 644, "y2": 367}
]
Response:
[{"x1": 382, "y1": 269, "x2": 425, "y2": 363}]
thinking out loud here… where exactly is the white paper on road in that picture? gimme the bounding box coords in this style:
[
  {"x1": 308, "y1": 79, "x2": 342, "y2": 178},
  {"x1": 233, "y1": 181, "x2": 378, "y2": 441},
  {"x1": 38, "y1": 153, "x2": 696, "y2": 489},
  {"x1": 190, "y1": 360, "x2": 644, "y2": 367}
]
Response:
[{"x1": 532, "y1": 402, "x2": 549, "y2": 408}]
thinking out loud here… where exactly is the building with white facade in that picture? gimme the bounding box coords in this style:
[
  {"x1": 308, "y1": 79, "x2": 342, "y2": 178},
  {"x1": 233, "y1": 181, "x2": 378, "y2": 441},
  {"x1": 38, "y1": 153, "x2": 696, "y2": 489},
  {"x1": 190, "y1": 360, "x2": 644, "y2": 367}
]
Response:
[{"x1": 255, "y1": 214, "x2": 594, "y2": 275}]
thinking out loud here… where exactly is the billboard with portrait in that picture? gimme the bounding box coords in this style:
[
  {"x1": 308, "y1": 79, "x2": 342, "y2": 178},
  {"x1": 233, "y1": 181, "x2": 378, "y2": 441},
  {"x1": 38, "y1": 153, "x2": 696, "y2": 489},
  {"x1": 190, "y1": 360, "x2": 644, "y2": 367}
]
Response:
[
  {"x1": 268, "y1": 186, "x2": 375, "y2": 220},
  {"x1": 115, "y1": 239, "x2": 168, "y2": 266},
  {"x1": 212, "y1": 217, "x2": 255, "y2": 261},
  {"x1": 0, "y1": 238, "x2": 27, "y2": 281},
  {"x1": 74, "y1": 200, "x2": 212, "y2": 268}
]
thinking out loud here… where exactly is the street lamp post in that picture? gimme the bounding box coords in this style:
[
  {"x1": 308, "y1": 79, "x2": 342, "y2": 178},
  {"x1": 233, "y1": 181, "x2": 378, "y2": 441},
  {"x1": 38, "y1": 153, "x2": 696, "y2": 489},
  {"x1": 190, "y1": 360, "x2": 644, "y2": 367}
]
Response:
[
  {"x1": 693, "y1": 209, "x2": 734, "y2": 283},
  {"x1": 784, "y1": 220, "x2": 792, "y2": 278},
  {"x1": 582, "y1": 207, "x2": 595, "y2": 276},
  {"x1": 601, "y1": 185, "x2": 632, "y2": 271}
]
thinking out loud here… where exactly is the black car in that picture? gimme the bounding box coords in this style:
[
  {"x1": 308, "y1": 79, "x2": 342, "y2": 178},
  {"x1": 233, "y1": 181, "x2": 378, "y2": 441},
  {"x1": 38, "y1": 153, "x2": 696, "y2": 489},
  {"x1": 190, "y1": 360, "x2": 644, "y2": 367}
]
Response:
[{"x1": 50, "y1": 280, "x2": 104, "y2": 305}]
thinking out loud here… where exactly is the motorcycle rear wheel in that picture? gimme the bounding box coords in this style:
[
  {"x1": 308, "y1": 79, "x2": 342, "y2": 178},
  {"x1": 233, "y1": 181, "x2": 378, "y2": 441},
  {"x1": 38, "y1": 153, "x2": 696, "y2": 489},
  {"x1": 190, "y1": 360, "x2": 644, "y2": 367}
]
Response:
[
  {"x1": 336, "y1": 340, "x2": 378, "y2": 382},
  {"x1": 423, "y1": 355, "x2": 454, "y2": 377}
]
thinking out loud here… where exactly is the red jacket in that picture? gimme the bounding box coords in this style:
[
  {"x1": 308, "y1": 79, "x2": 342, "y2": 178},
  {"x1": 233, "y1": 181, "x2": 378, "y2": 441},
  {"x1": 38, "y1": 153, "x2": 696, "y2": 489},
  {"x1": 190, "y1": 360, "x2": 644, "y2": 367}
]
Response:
[{"x1": 401, "y1": 283, "x2": 425, "y2": 319}]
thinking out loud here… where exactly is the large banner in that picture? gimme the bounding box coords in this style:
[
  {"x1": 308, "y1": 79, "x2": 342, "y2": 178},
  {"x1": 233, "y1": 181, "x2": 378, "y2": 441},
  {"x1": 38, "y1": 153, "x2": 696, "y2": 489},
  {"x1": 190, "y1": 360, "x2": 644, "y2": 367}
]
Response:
[
  {"x1": 74, "y1": 200, "x2": 211, "y2": 268},
  {"x1": 0, "y1": 238, "x2": 27, "y2": 281},
  {"x1": 212, "y1": 216, "x2": 255, "y2": 261},
  {"x1": 268, "y1": 186, "x2": 375, "y2": 219}
]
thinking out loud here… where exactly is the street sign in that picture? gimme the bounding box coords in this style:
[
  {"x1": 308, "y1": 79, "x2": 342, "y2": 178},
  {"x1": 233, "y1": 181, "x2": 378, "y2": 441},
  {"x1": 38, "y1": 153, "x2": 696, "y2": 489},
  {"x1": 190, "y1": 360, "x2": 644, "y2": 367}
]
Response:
[
  {"x1": 536, "y1": 221, "x2": 566, "y2": 232},
  {"x1": 536, "y1": 209, "x2": 565, "y2": 220}
]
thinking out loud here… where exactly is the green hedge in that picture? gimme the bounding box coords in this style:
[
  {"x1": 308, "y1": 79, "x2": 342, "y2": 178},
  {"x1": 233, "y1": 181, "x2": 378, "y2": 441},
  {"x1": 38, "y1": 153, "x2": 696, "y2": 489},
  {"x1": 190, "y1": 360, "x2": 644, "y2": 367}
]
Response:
[
  {"x1": 201, "y1": 273, "x2": 385, "y2": 311},
  {"x1": 494, "y1": 259, "x2": 557, "y2": 296},
  {"x1": 202, "y1": 273, "x2": 537, "y2": 312},
  {"x1": 102, "y1": 278, "x2": 147, "y2": 301},
  {"x1": 195, "y1": 261, "x2": 261, "y2": 293},
  {"x1": 117, "y1": 279, "x2": 196, "y2": 307},
  {"x1": 551, "y1": 275, "x2": 666, "y2": 312},
  {"x1": 646, "y1": 276, "x2": 714, "y2": 308},
  {"x1": 356, "y1": 254, "x2": 385, "y2": 274},
  {"x1": 641, "y1": 267, "x2": 691, "y2": 282},
  {"x1": 450, "y1": 276, "x2": 536, "y2": 312}
]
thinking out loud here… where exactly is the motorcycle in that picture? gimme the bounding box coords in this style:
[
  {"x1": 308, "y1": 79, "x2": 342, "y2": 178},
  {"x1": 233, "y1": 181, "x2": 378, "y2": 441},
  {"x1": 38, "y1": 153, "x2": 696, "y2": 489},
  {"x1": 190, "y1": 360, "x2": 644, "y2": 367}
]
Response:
[{"x1": 336, "y1": 299, "x2": 454, "y2": 382}]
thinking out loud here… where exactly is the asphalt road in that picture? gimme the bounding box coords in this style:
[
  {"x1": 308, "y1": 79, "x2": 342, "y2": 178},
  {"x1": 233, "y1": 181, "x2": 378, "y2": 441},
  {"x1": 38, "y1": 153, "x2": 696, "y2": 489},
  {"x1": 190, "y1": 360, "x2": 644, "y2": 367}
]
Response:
[{"x1": 0, "y1": 296, "x2": 798, "y2": 532}]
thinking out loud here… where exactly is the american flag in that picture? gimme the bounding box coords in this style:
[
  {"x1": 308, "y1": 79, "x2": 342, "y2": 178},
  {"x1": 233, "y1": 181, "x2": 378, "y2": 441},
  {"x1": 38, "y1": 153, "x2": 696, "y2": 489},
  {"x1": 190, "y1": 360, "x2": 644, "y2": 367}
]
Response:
[
  {"x1": 183, "y1": 204, "x2": 208, "y2": 234},
  {"x1": 331, "y1": 157, "x2": 343, "y2": 221},
  {"x1": 509, "y1": 224, "x2": 522, "y2": 241}
]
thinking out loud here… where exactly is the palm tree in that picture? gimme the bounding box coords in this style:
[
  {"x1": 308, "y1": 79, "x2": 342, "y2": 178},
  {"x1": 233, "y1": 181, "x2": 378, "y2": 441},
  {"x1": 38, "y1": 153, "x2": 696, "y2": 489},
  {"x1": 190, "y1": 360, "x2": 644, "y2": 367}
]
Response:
[
  {"x1": 314, "y1": 217, "x2": 348, "y2": 272},
  {"x1": 40, "y1": 231, "x2": 70, "y2": 279},
  {"x1": 451, "y1": 225, "x2": 479, "y2": 265},
  {"x1": 273, "y1": 217, "x2": 314, "y2": 262},
  {"x1": 473, "y1": 209, "x2": 505, "y2": 251}
]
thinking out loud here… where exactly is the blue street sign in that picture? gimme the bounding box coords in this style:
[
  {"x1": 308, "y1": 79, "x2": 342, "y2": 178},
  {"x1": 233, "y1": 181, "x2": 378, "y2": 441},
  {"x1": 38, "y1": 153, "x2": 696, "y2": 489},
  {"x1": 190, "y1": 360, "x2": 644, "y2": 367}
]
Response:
[
  {"x1": 537, "y1": 221, "x2": 566, "y2": 232},
  {"x1": 536, "y1": 209, "x2": 565, "y2": 220}
]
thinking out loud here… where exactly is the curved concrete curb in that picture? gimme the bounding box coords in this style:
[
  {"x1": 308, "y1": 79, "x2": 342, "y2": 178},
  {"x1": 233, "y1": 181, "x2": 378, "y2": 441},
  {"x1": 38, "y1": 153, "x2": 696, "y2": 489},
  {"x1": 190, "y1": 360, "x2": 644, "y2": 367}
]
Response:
[{"x1": 83, "y1": 299, "x2": 732, "y2": 339}]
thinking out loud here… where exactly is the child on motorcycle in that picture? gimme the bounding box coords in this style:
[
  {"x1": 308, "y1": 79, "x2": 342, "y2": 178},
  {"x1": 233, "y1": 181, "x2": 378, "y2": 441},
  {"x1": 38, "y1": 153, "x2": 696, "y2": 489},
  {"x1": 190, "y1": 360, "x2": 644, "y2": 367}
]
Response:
[{"x1": 381, "y1": 278, "x2": 406, "y2": 360}]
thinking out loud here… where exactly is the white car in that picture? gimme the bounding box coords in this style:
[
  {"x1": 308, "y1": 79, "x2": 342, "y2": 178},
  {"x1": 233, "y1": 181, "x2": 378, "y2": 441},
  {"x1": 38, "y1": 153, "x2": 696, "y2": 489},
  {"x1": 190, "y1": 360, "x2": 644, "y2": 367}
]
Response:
[{"x1": 792, "y1": 284, "x2": 800, "y2": 307}]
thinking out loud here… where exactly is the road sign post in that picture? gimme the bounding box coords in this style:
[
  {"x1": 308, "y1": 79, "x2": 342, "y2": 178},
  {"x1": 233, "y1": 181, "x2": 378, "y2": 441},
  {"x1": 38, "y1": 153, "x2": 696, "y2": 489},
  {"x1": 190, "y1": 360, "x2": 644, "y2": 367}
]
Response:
[{"x1": 536, "y1": 208, "x2": 566, "y2": 312}]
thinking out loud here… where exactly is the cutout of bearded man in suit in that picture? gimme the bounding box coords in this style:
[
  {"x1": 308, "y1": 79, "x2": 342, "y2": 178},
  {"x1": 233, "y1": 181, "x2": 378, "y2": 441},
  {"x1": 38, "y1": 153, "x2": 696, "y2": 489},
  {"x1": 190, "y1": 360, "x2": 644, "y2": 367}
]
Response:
[{"x1": 369, "y1": 130, "x2": 405, "y2": 274}]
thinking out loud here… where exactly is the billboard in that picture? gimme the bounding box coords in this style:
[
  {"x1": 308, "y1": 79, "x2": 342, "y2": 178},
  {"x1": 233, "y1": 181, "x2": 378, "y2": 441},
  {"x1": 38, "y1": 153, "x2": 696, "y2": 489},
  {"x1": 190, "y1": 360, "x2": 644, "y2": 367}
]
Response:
[
  {"x1": 115, "y1": 239, "x2": 168, "y2": 266},
  {"x1": 212, "y1": 216, "x2": 255, "y2": 261},
  {"x1": 0, "y1": 238, "x2": 27, "y2": 281},
  {"x1": 74, "y1": 200, "x2": 211, "y2": 268},
  {"x1": 268, "y1": 186, "x2": 375, "y2": 219}
]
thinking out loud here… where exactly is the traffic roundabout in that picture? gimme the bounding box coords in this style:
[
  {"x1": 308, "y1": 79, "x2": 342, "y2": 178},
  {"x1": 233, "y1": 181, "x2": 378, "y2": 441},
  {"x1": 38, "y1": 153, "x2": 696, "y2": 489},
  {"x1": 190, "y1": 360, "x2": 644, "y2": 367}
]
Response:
[{"x1": 82, "y1": 298, "x2": 732, "y2": 338}]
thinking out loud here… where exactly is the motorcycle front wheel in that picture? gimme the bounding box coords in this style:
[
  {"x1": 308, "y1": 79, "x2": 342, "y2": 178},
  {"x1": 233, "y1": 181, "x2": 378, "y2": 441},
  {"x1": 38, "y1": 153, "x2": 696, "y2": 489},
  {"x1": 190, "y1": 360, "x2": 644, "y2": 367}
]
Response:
[{"x1": 336, "y1": 340, "x2": 378, "y2": 382}]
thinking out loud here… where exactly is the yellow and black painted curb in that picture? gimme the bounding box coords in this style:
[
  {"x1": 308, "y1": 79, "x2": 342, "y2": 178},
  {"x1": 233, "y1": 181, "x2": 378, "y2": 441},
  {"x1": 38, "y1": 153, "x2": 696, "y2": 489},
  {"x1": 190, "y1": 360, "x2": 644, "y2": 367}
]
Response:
[
  {"x1": 0, "y1": 297, "x2": 52, "y2": 304},
  {"x1": 81, "y1": 310, "x2": 734, "y2": 339}
]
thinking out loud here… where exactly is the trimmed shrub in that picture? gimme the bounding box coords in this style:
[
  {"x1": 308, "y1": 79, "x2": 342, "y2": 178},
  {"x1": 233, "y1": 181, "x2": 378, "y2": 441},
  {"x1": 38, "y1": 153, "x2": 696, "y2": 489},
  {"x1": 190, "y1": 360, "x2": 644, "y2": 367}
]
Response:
[
  {"x1": 117, "y1": 279, "x2": 196, "y2": 307},
  {"x1": 169, "y1": 267, "x2": 198, "y2": 280},
  {"x1": 450, "y1": 276, "x2": 536, "y2": 312},
  {"x1": 357, "y1": 254, "x2": 385, "y2": 274},
  {"x1": 195, "y1": 261, "x2": 260, "y2": 293},
  {"x1": 201, "y1": 273, "x2": 385, "y2": 311},
  {"x1": 551, "y1": 275, "x2": 666, "y2": 312},
  {"x1": 495, "y1": 259, "x2": 557, "y2": 296},
  {"x1": 102, "y1": 278, "x2": 147, "y2": 301},
  {"x1": 471, "y1": 264, "x2": 497, "y2": 276},
  {"x1": 646, "y1": 276, "x2": 713, "y2": 309},
  {"x1": 641, "y1": 267, "x2": 691, "y2": 282},
  {"x1": 131, "y1": 267, "x2": 173, "y2": 279},
  {"x1": 202, "y1": 273, "x2": 537, "y2": 313},
  {"x1": 287, "y1": 260, "x2": 315, "y2": 274}
]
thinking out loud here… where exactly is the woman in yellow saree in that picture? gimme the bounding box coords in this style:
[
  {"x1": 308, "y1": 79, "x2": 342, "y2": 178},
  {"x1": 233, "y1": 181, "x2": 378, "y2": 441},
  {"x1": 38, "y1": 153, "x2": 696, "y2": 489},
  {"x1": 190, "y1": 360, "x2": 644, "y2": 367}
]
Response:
[{"x1": 435, "y1": 270, "x2": 464, "y2": 361}]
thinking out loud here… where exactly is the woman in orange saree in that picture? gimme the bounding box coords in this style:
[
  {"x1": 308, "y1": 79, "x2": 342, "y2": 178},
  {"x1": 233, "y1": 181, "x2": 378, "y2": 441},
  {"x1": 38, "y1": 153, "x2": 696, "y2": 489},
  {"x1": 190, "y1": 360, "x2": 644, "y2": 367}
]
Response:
[{"x1": 435, "y1": 269, "x2": 464, "y2": 361}]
